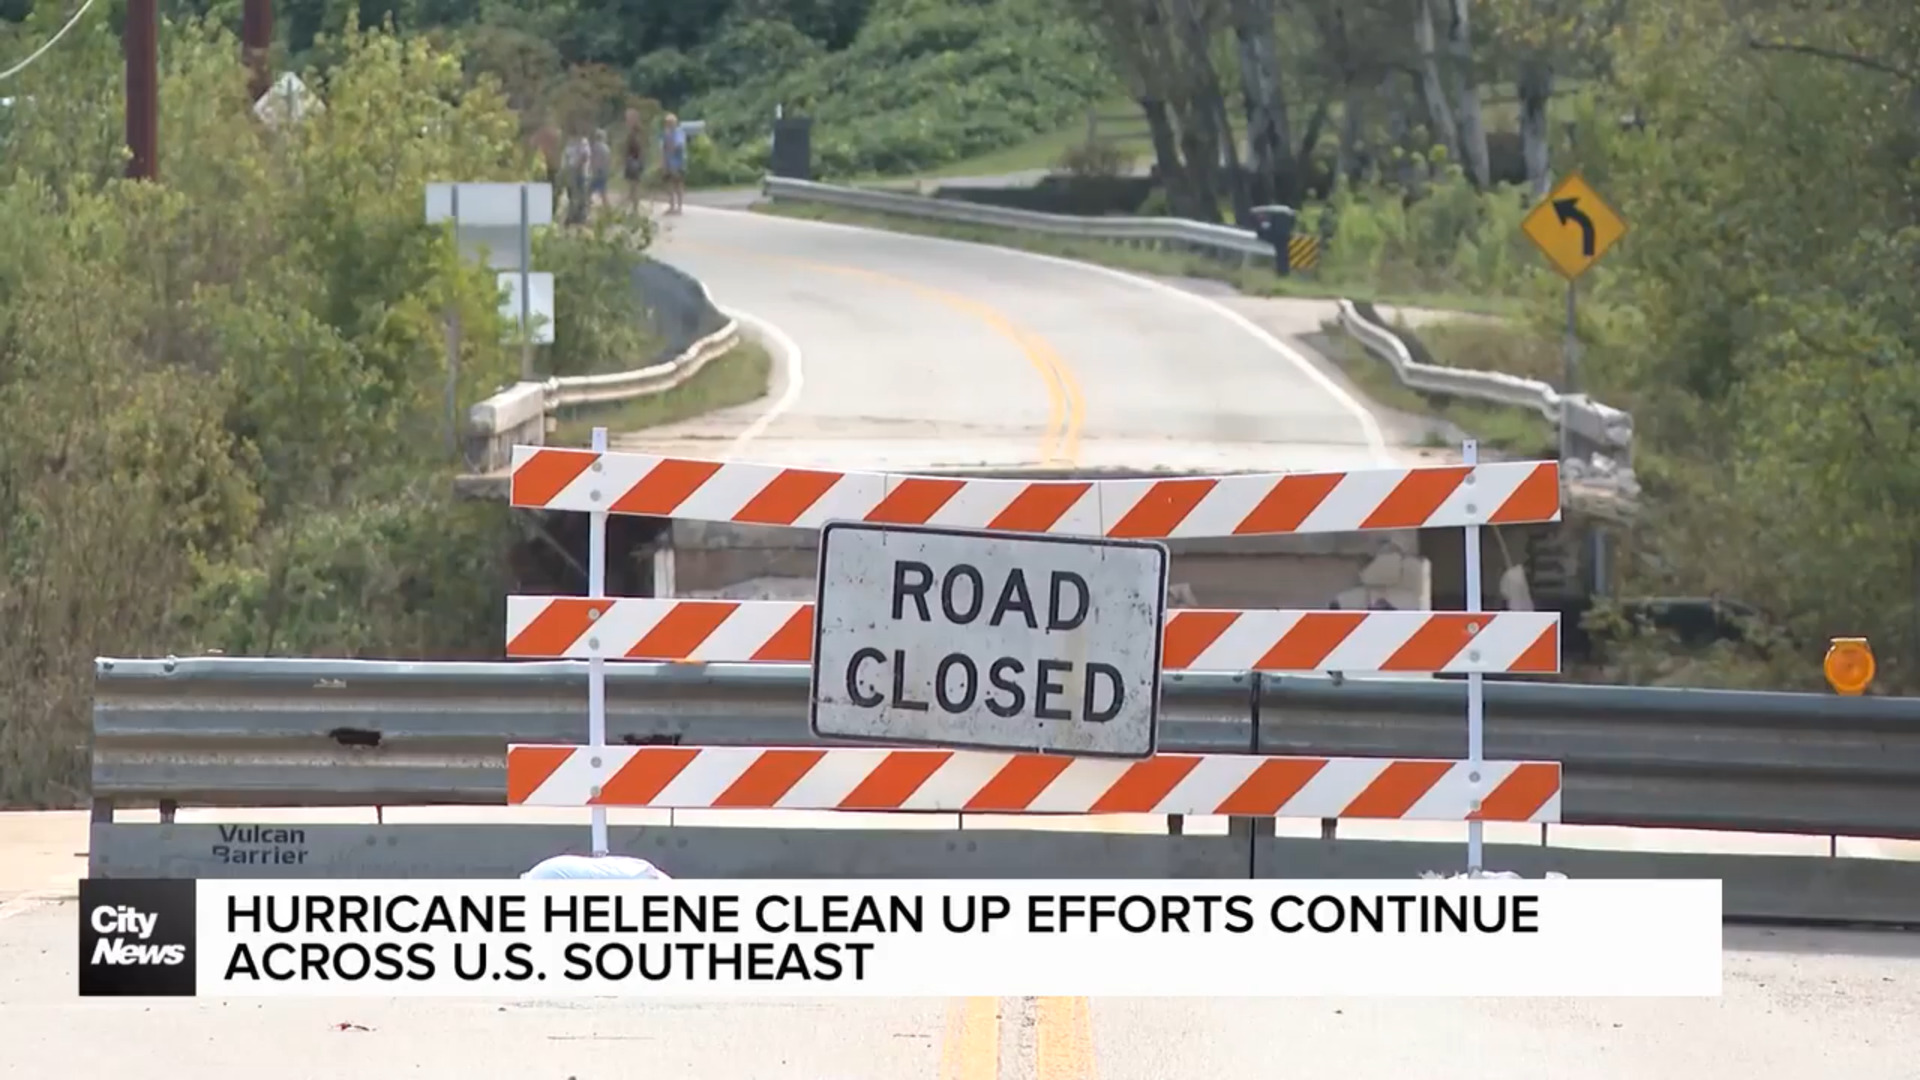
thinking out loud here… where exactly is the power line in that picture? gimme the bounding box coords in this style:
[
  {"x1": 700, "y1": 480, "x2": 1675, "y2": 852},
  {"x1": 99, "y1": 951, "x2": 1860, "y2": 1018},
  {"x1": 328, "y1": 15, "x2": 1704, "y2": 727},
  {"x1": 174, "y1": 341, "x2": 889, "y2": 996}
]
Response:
[{"x1": 0, "y1": 0, "x2": 102, "y2": 83}]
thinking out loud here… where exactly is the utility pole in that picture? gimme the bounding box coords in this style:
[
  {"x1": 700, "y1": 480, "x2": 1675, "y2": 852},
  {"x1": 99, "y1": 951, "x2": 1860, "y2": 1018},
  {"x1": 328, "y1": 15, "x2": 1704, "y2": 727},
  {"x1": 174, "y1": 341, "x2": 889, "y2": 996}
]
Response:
[
  {"x1": 241, "y1": 0, "x2": 273, "y2": 103},
  {"x1": 125, "y1": 0, "x2": 158, "y2": 180}
]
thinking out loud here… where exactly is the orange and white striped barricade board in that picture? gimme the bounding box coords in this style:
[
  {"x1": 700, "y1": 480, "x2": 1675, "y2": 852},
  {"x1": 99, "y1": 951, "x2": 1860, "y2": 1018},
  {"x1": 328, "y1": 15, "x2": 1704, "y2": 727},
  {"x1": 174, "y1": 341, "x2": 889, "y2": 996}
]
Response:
[
  {"x1": 504, "y1": 746, "x2": 1562, "y2": 823},
  {"x1": 503, "y1": 598, "x2": 1561, "y2": 674},
  {"x1": 505, "y1": 436, "x2": 1561, "y2": 874},
  {"x1": 507, "y1": 446, "x2": 1561, "y2": 536}
]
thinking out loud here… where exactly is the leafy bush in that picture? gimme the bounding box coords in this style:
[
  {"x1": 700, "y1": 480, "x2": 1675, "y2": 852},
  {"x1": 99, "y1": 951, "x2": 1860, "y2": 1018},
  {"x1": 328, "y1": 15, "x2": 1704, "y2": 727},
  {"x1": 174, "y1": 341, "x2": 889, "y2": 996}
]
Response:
[
  {"x1": 658, "y1": 0, "x2": 1111, "y2": 182},
  {"x1": 1302, "y1": 164, "x2": 1540, "y2": 299},
  {"x1": 1298, "y1": 35, "x2": 1920, "y2": 691},
  {"x1": 1056, "y1": 140, "x2": 1135, "y2": 180},
  {"x1": 535, "y1": 215, "x2": 662, "y2": 377},
  {"x1": 0, "y1": 15, "x2": 668, "y2": 804}
]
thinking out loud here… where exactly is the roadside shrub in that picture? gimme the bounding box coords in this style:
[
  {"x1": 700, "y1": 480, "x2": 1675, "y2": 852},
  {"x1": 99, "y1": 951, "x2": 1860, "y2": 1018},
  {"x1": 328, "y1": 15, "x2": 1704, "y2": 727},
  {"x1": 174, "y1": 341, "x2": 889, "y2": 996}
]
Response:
[
  {"x1": 663, "y1": 0, "x2": 1110, "y2": 181},
  {"x1": 1057, "y1": 139, "x2": 1135, "y2": 179},
  {"x1": 0, "y1": 17, "x2": 627, "y2": 805},
  {"x1": 1296, "y1": 166, "x2": 1539, "y2": 298}
]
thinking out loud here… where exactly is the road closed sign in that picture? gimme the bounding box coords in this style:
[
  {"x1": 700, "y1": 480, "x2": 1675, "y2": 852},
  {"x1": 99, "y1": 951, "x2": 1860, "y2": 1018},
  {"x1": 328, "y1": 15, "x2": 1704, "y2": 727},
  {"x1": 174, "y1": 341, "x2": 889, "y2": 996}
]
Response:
[{"x1": 809, "y1": 522, "x2": 1169, "y2": 759}]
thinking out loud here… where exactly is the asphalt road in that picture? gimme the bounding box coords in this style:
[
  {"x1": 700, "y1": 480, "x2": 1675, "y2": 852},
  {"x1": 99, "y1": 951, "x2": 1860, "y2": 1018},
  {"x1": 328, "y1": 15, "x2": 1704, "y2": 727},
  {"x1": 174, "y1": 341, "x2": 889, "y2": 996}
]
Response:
[{"x1": 634, "y1": 202, "x2": 1400, "y2": 474}]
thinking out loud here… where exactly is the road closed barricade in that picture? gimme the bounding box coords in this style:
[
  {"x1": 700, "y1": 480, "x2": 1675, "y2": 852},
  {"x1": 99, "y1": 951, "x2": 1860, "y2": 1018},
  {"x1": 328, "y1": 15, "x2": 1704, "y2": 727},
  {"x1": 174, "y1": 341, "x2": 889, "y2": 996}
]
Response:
[{"x1": 499, "y1": 440, "x2": 1566, "y2": 875}]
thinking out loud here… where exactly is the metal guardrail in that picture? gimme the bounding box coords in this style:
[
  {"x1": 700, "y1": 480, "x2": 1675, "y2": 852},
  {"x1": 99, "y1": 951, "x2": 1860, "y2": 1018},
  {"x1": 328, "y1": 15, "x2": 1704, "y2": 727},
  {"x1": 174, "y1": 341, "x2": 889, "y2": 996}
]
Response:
[
  {"x1": 1335, "y1": 300, "x2": 1639, "y2": 507},
  {"x1": 89, "y1": 659, "x2": 1250, "y2": 808},
  {"x1": 86, "y1": 657, "x2": 1920, "y2": 921},
  {"x1": 92, "y1": 657, "x2": 1920, "y2": 839},
  {"x1": 1335, "y1": 301, "x2": 1631, "y2": 452},
  {"x1": 463, "y1": 264, "x2": 742, "y2": 476},
  {"x1": 763, "y1": 176, "x2": 1275, "y2": 266}
]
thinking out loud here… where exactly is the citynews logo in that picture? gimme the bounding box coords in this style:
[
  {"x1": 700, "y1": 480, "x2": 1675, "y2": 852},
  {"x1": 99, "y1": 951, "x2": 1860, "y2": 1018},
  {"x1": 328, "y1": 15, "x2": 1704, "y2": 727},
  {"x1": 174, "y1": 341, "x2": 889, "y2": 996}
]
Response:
[
  {"x1": 78, "y1": 878, "x2": 197, "y2": 997},
  {"x1": 90, "y1": 905, "x2": 186, "y2": 966}
]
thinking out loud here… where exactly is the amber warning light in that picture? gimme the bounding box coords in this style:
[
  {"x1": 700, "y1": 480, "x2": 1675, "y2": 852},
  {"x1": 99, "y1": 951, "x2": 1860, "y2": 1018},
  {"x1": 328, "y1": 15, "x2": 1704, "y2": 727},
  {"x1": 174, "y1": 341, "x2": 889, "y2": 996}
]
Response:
[{"x1": 1823, "y1": 637, "x2": 1874, "y2": 696}]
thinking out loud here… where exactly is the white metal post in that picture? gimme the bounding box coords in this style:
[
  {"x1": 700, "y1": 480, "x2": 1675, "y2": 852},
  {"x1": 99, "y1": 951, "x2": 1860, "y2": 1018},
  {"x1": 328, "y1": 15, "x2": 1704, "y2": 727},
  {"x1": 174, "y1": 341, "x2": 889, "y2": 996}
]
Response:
[
  {"x1": 444, "y1": 186, "x2": 461, "y2": 459},
  {"x1": 1463, "y1": 438, "x2": 1485, "y2": 876},
  {"x1": 650, "y1": 508, "x2": 674, "y2": 828},
  {"x1": 1560, "y1": 280, "x2": 1578, "y2": 463},
  {"x1": 587, "y1": 426, "x2": 610, "y2": 856},
  {"x1": 518, "y1": 183, "x2": 534, "y2": 380}
]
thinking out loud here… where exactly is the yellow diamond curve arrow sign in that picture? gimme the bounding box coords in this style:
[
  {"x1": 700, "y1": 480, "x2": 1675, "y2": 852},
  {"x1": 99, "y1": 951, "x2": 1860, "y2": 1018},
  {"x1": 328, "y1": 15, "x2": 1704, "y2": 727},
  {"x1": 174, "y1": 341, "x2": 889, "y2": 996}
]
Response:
[{"x1": 1522, "y1": 172, "x2": 1628, "y2": 280}]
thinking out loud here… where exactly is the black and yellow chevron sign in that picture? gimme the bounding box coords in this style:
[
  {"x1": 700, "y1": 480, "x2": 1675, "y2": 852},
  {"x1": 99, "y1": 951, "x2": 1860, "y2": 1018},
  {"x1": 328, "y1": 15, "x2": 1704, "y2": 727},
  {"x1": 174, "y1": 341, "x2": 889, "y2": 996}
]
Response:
[{"x1": 1288, "y1": 234, "x2": 1321, "y2": 272}]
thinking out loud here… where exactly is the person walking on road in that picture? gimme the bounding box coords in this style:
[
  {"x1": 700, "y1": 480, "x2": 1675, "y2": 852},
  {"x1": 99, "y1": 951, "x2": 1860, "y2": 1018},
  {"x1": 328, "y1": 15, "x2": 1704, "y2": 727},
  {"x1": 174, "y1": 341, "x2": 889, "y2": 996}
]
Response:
[
  {"x1": 622, "y1": 108, "x2": 649, "y2": 213},
  {"x1": 661, "y1": 113, "x2": 687, "y2": 215}
]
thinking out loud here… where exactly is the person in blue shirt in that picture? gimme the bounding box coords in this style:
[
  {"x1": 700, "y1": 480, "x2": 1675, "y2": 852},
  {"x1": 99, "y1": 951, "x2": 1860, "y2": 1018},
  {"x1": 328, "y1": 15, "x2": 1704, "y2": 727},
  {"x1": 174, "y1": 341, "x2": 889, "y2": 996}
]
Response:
[{"x1": 661, "y1": 113, "x2": 687, "y2": 216}]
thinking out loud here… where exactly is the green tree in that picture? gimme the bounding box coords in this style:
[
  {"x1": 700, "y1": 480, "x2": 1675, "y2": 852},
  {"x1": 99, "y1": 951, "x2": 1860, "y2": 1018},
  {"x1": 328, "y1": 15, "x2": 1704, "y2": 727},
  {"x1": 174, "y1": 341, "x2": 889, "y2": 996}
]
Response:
[
  {"x1": 1583, "y1": 0, "x2": 1920, "y2": 689},
  {"x1": 1478, "y1": 0, "x2": 1628, "y2": 195},
  {"x1": 0, "y1": 15, "x2": 667, "y2": 804}
]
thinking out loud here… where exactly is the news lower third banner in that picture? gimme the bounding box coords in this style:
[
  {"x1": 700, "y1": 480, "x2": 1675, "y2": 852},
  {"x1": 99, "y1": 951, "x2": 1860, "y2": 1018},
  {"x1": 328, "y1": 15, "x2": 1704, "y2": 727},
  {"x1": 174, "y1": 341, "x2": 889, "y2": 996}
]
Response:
[{"x1": 78, "y1": 878, "x2": 1724, "y2": 998}]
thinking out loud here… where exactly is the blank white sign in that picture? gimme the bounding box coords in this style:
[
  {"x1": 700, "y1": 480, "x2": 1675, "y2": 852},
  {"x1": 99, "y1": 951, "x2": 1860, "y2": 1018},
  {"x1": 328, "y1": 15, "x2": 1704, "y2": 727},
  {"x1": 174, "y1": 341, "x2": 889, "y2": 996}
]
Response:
[
  {"x1": 458, "y1": 225, "x2": 535, "y2": 271},
  {"x1": 424, "y1": 182, "x2": 554, "y2": 227},
  {"x1": 810, "y1": 521, "x2": 1168, "y2": 759},
  {"x1": 497, "y1": 272, "x2": 554, "y2": 345}
]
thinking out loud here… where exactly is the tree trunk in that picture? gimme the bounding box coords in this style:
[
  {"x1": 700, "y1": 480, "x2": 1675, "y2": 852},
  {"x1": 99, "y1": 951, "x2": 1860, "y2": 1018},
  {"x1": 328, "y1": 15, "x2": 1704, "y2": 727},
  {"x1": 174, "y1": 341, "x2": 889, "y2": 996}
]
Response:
[
  {"x1": 1208, "y1": 90, "x2": 1249, "y2": 223},
  {"x1": 1297, "y1": 92, "x2": 1330, "y2": 184},
  {"x1": 1212, "y1": 98, "x2": 1249, "y2": 223},
  {"x1": 1385, "y1": 71, "x2": 1415, "y2": 188},
  {"x1": 1228, "y1": 0, "x2": 1299, "y2": 205},
  {"x1": 1141, "y1": 97, "x2": 1211, "y2": 220},
  {"x1": 1518, "y1": 57, "x2": 1554, "y2": 198},
  {"x1": 1412, "y1": 0, "x2": 1460, "y2": 159},
  {"x1": 1337, "y1": 81, "x2": 1366, "y2": 188},
  {"x1": 1440, "y1": 0, "x2": 1490, "y2": 188},
  {"x1": 1168, "y1": 0, "x2": 1247, "y2": 222},
  {"x1": 1317, "y1": 3, "x2": 1362, "y2": 192},
  {"x1": 1072, "y1": 0, "x2": 1215, "y2": 221},
  {"x1": 1171, "y1": 97, "x2": 1225, "y2": 221}
]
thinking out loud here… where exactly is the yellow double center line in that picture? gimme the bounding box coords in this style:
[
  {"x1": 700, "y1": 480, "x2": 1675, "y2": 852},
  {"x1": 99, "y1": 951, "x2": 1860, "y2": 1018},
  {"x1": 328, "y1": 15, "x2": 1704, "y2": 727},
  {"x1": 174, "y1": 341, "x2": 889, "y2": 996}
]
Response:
[
  {"x1": 940, "y1": 996, "x2": 999, "y2": 1080},
  {"x1": 1035, "y1": 996, "x2": 1098, "y2": 1080},
  {"x1": 670, "y1": 241, "x2": 1085, "y2": 466},
  {"x1": 940, "y1": 996, "x2": 1097, "y2": 1080}
]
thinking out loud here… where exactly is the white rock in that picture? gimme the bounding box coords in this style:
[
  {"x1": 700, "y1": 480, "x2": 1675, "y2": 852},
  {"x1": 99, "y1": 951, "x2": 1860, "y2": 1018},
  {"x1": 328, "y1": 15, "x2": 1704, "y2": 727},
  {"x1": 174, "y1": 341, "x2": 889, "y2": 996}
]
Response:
[
  {"x1": 1359, "y1": 551, "x2": 1409, "y2": 588},
  {"x1": 522, "y1": 854, "x2": 672, "y2": 880},
  {"x1": 1419, "y1": 870, "x2": 1568, "y2": 880}
]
